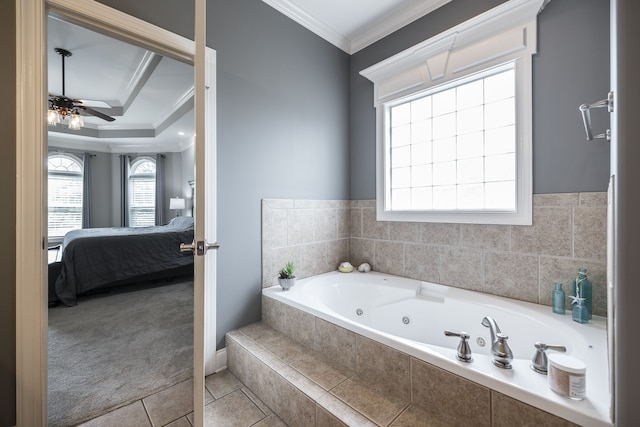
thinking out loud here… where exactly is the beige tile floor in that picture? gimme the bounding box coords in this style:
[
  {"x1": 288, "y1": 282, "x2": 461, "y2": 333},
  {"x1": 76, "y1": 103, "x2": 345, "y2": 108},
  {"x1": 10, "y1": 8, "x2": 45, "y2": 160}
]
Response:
[{"x1": 77, "y1": 370, "x2": 287, "y2": 427}]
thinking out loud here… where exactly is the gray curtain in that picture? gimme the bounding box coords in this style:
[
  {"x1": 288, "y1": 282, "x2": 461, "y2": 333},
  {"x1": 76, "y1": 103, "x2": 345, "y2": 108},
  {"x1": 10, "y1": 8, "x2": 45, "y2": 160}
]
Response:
[
  {"x1": 155, "y1": 154, "x2": 166, "y2": 225},
  {"x1": 119, "y1": 155, "x2": 130, "y2": 227},
  {"x1": 82, "y1": 153, "x2": 93, "y2": 228}
]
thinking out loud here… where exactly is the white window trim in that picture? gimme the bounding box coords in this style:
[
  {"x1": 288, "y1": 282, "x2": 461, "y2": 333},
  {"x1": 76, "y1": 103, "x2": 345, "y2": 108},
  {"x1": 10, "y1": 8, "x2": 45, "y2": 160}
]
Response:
[
  {"x1": 47, "y1": 153, "x2": 84, "y2": 238},
  {"x1": 361, "y1": 0, "x2": 547, "y2": 225},
  {"x1": 128, "y1": 156, "x2": 157, "y2": 227}
]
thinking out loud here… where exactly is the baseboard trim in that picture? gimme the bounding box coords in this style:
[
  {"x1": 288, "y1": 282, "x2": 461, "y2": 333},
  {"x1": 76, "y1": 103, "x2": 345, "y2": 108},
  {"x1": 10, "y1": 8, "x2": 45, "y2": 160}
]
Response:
[{"x1": 215, "y1": 348, "x2": 227, "y2": 373}]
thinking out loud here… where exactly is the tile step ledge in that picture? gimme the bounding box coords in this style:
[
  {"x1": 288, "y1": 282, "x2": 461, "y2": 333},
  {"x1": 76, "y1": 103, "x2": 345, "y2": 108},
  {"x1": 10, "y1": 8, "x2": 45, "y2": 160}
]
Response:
[{"x1": 226, "y1": 322, "x2": 424, "y2": 427}]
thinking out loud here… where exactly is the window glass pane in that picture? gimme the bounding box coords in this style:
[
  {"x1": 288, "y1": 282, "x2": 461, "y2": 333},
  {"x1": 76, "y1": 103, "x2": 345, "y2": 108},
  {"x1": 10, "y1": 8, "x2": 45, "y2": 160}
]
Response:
[
  {"x1": 457, "y1": 183, "x2": 484, "y2": 209},
  {"x1": 411, "y1": 187, "x2": 432, "y2": 210},
  {"x1": 432, "y1": 161, "x2": 456, "y2": 186},
  {"x1": 391, "y1": 167, "x2": 410, "y2": 189},
  {"x1": 457, "y1": 106, "x2": 484, "y2": 135},
  {"x1": 485, "y1": 153, "x2": 515, "y2": 182},
  {"x1": 457, "y1": 132, "x2": 484, "y2": 159},
  {"x1": 433, "y1": 185, "x2": 456, "y2": 209},
  {"x1": 432, "y1": 112, "x2": 456, "y2": 139},
  {"x1": 411, "y1": 142, "x2": 432, "y2": 165},
  {"x1": 484, "y1": 69, "x2": 515, "y2": 102},
  {"x1": 456, "y1": 79, "x2": 484, "y2": 109},
  {"x1": 392, "y1": 146, "x2": 411, "y2": 168},
  {"x1": 129, "y1": 158, "x2": 156, "y2": 227},
  {"x1": 48, "y1": 154, "x2": 83, "y2": 238},
  {"x1": 485, "y1": 181, "x2": 515, "y2": 210},
  {"x1": 410, "y1": 120, "x2": 431, "y2": 143},
  {"x1": 432, "y1": 137, "x2": 456, "y2": 163},
  {"x1": 485, "y1": 125, "x2": 515, "y2": 156},
  {"x1": 384, "y1": 65, "x2": 521, "y2": 217},
  {"x1": 392, "y1": 124, "x2": 411, "y2": 148},
  {"x1": 432, "y1": 88, "x2": 456, "y2": 116},
  {"x1": 391, "y1": 188, "x2": 411, "y2": 210},
  {"x1": 410, "y1": 96, "x2": 431, "y2": 121},
  {"x1": 392, "y1": 102, "x2": 411, "y2": 126},
  {"x1": 457, "y1": 157, "x2": 484, "y2": 184},
  {"x1": 485, "y1": 98, "x2": 515, "y2": 129},
  {"x1": 411, "y1": 164, "x2": 432, "y2": 187}
]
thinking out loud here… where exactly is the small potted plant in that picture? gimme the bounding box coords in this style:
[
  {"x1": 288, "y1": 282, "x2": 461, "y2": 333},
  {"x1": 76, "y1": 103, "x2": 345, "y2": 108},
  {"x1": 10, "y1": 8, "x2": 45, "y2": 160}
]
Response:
[{"x1": 277, "y1": 261, "x2": 296, "y2": 291}]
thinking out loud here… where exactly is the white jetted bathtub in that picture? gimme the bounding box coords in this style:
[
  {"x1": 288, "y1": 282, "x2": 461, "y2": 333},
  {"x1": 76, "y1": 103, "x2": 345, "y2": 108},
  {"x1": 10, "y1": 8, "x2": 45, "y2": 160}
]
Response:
[{"x1": 263, "y1": 271, "x2": 611, "y2": 426}]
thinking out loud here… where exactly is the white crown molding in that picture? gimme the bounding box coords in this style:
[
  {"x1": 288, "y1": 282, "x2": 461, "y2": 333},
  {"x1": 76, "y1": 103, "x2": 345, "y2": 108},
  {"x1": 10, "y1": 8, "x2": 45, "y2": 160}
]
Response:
[
  {"x1": 350, "y1": 0, "x2": 452, "y2": 54},
  {"x1": 262, "y1": 0, "x2": 451, "y2": 54},
  {"x1": 155, "y1": 86, "x2": 194, "y2": 132},
  {"x1": 48, "y1": 134, "x2": 194, "y2": 154},
  {"x1": 121, "y1": 51, "x2": 163, "y2": 113},
  {"x1": 261, "y1": 0, "x2": 351, "y2": 52}
]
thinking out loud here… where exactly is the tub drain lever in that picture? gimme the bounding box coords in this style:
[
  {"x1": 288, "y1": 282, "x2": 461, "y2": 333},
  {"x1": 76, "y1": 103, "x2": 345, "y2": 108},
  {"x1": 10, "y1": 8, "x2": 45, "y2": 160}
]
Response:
[
  {"x1": 530, "y1": 342, "x2": 567, "y2": 374},
  {"x1": 444, "y1": 330, "x2": 473, "y2": 363}
]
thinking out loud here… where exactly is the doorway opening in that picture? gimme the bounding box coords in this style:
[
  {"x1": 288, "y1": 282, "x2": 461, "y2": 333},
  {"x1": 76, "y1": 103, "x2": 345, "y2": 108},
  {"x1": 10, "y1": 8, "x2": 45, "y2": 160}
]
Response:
[
  {"x1": 46, "y1": 14, "x2": 197, "y2": 426},
  {"x1": 16, "y1": 1, "x2": 216, "y2": 426}
]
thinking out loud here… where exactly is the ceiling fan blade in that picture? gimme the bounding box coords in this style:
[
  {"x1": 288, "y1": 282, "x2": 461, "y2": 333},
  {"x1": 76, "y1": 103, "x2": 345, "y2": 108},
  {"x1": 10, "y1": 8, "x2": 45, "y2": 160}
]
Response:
[
  {"x1": 77, "y1": 99, "x2": 112, "y2": 109},
  {"x1": 78, "y1": 105, "x2": 116, "y2": 122}
]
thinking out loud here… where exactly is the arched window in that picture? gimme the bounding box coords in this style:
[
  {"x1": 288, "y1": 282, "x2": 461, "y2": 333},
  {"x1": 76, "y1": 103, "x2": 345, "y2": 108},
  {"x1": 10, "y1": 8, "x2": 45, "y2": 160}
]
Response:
[
  {"x1": 129, "y1": 157, "x2": 156, "y2": 227},
  {"x1": 48, "y1": 153, "x2": 83, "y2": 238}
]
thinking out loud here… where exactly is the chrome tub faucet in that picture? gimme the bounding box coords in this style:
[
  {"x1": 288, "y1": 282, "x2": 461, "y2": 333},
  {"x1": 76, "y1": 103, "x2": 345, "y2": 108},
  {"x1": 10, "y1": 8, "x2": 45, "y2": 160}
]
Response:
[{"x1": 481, "y1": 316, "x2": 514, "y2": 369}]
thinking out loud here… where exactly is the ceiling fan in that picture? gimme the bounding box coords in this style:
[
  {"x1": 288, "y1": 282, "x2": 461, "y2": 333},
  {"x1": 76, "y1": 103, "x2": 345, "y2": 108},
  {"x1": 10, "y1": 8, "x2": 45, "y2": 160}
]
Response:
[{"x1": 48, "y1": 47, "x2": 116, "y2": 129}]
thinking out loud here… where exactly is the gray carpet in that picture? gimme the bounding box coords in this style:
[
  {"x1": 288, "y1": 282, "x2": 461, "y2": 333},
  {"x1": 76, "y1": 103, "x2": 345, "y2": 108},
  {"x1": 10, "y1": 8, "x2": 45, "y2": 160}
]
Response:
[{"x1": 48, "y1": 280, "x2": 194, "y2": 427}]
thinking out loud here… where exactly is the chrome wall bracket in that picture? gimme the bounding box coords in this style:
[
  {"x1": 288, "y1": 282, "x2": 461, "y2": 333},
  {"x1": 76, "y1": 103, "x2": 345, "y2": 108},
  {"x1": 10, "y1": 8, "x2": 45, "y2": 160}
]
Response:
[{"x1": 579, "y1": 91, "x2": 613, "y2": 141}]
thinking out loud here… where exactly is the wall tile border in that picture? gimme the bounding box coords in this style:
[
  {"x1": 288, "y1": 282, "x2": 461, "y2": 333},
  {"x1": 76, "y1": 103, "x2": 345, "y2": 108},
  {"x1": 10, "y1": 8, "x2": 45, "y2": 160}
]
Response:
[{"x1": 262, "y1": 193, "x2": 607, "y2": 314}]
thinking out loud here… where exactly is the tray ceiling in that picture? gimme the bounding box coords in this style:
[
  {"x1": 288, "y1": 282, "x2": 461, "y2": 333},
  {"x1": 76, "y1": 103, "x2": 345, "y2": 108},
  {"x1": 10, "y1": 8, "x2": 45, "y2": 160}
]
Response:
[{"x1": 47, "y1": 16, "x2": 195, "y2": 153}]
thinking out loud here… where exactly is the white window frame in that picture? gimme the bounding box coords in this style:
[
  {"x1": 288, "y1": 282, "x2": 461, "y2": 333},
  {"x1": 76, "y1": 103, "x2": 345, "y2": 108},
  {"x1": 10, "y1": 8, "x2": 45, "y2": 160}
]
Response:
[
  {"x1": 47, "y1": 153, "x2": 83, "y2": 239},
  {"x1": 128, "y1": 156, "x2": 156, "y2": 227},
  {"x1": 361, "y1": 0, "x2": 546, "y2": 225}
]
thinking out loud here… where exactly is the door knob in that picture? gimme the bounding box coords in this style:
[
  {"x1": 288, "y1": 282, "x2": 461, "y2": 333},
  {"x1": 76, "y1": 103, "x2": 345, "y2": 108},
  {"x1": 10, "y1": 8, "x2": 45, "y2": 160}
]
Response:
[{"x1": 180, "y1": 240, "x2": 220, "y2": 256}]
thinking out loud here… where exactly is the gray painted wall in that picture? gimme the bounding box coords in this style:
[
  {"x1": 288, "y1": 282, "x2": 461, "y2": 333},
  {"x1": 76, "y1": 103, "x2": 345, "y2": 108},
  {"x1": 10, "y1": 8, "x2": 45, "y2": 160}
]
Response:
[
  {"x1": 208, "y1": 0, "x2": 350, "y2": 348},
  {"x1": 180, "y1": 144, "x2": 195, "y2": 214},
  {"x1": 1, "y1": 1, "x2": 16, "y2": 424},
  {"x1": 349, "y1": 0, "x2": 611, "y2": 199}
]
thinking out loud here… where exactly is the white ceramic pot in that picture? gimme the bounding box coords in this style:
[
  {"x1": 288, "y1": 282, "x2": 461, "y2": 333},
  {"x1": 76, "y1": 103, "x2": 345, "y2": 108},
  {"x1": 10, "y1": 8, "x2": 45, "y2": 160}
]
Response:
[{"x1": 278, "y1": 277, "x2": 296, "y2": 291}]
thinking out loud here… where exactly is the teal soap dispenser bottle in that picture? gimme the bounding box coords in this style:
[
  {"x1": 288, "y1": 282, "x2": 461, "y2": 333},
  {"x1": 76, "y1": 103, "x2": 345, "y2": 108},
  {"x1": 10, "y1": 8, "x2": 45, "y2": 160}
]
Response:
[
  {"x1": 572, "y1": 268, "x2": 593, "y2": 319},
  {"x1": 552, "y1": 282, "x2": 566, "y2": 314}
]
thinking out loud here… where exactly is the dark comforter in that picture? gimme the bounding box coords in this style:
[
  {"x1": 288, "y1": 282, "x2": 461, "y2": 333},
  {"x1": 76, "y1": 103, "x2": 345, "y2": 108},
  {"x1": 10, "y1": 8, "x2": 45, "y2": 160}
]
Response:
[{"x1": 54, "y1": 216, "x2": 194, "y2": 306}]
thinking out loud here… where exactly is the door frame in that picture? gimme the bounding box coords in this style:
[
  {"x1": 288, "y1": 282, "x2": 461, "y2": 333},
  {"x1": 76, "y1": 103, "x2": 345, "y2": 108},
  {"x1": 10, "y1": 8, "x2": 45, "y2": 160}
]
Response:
[{"x1": 15, "y1": 0, "x2": 213, "y2": 425}]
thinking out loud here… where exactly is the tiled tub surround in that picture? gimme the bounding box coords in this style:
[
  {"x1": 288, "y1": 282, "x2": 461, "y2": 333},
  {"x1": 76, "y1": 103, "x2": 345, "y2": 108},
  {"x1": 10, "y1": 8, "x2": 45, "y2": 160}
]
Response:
[
  {"x1": 262, "y1": 192, "x2": 607, "y2": 315},
  {"x1": 259, "y1": 273, "x2": 610, "y2": 426},
  {"x1": 226, "y1": 297, "x2": 594, "y2": 426}
]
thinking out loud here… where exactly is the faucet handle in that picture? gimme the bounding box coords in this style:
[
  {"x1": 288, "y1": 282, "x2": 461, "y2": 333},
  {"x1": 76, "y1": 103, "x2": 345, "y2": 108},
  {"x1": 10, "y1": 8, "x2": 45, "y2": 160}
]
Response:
[
  {"x1": 530, "y1": 342, "x2": 567, "y2": 374},
  {"x1": 492, "y1": 333, "x2": 514, "y2": 369},
  {"x1": 444, "y1": 330, "x2": 473, "y2": 363}
]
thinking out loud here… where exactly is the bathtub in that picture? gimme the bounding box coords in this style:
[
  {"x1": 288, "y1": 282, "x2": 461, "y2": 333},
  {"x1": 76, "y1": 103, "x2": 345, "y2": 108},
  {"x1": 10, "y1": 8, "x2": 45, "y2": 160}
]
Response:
[{"x1": 263, "y1": 271, "x2": 611, "y2": 427}]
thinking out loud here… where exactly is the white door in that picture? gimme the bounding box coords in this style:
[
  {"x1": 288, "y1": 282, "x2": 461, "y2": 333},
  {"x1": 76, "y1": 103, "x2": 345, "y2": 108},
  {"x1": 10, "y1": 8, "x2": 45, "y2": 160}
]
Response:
[
  {"x1": 15, "y1": 1, "x2": 216, "y2": 425},
  {"x1": 189, "y1": 44, "x2": 218, "y2": 425}
]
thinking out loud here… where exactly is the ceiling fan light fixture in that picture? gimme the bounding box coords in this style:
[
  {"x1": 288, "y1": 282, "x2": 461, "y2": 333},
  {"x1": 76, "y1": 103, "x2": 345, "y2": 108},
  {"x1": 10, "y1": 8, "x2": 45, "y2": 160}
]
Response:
[
  {"x1": 48, "y1": 47, "x2": 115, "y2": 130},
  {"x1": 47, "y1": 108, "x2": 61, "y2": 126},
  {"x1": 68, "y1": 110, "x2": 84, "y2": 130}
]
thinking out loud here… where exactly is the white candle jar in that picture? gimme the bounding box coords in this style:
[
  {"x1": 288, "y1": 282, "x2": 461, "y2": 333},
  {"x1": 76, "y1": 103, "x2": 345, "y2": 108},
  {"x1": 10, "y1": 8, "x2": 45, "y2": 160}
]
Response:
[{"x1": 548, "y1": 353, "x2": 586, "y2": 400}]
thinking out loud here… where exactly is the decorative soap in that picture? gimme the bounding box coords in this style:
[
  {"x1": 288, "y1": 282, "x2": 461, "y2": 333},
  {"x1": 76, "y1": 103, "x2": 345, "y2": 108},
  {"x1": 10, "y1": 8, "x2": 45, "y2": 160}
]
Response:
[
  {"x1": 358, "y1": 263, "x2": 371, "y2": 273},
  {"x1": 338, "y1": 262, "x2": 354, "y2": 273}
]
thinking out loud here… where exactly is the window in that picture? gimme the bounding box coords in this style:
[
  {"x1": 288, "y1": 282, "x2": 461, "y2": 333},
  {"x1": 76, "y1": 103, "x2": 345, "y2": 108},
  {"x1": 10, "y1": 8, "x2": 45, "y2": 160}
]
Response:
[
  {"x1": 48, "y1": 153, "x2": 83, "y2": 238},
  {"x1": 361, "y1": 0, "x2": 544, "y2": 225},
  {"x1": 129, "y1": 157, "x2": 156, "y2": 227},
  {"x1": 387, "y1": 63, "x2": 516, "y2": 212}
]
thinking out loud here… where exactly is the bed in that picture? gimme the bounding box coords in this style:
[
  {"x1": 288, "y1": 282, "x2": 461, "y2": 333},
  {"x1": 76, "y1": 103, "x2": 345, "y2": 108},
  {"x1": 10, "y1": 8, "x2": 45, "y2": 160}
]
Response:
[{"x1": 51, "y1": 216, "x2": 195, "y2": 306}]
